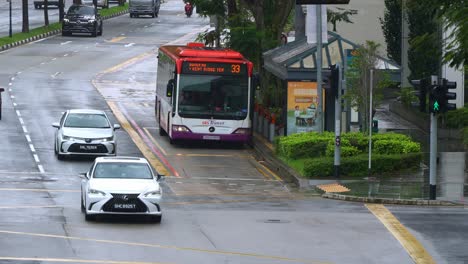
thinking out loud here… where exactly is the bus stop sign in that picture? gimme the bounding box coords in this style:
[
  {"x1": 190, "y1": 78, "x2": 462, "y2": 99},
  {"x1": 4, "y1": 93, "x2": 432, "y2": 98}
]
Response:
[{"x1": 296, "y1": 0, "x2": 350, "y2": 4}]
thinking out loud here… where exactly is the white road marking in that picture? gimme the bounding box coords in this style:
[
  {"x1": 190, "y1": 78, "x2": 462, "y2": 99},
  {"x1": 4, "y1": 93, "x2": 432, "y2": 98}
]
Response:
[
  {"x1": 228, "y1": 183, "x2": 238, "y2": 186},
  {"x1": 64, "y1": 53, "x2": 69, "y2": 57},
  {"x1": 8, "y1": 88, "x2": 12, "y2": 92},
  {"x1": 29, "y1": 144, "x2": 35, "y2": 152},
  {"x1": 8, "y1": 83, "x2": 12, "y2": 86},
  {"x1": 38, "y1": 165, "x2": 45, "y2": 174},
  {"x1": 19, "y1": 118, "x2": 24, "y2": 125},
  {"x1": 10, "y1": 95, "x2": 15, "y2": 99},
  {"x1": 33, "y1": 155, "x2": 40, "y2": 163},
  {"x1": 211, "y1": 182, "x2": 219, "y2": 185},
  {"x1": 51, "y1": 72, "x2": 61, "y2": 78},
  {"x1": 33, "y1": 38, "x2": 47, "y2": 43},
  {"x1": 52, "y1": 58, "x2": 57, "y2": 61},
  {"x1": 125, "y1": 43, "x2": 135, "y2": 47},
  {"x1": 25, "y1": 135, "x2": 31, "y2": 143},
  {"x1": 61, "y1": 41, "x2": 72, "y2": 45},
  {"x1": 40, "y1": 62, "x2": 45, "y2": 65},
  {"x1": 16, "y1": 110, "x2": 21, "y2": 116},
  {"x1": 22, "y1": 125, "x2": 27, "y2": 133},
  {"x1": 13, "y1": 102, "x2": 17, "y2": 106},
  {"x1": 11, "y1": 77, "x2": 15, "y2": 81},
  {"x1": 17, "y1": 72, "x2": 21, "y2": 74}
]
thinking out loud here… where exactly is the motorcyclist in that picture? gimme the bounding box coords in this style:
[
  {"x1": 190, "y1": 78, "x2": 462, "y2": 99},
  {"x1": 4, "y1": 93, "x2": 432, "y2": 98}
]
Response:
[{"x1": 185, "y1": 2, "x2": 193, "y2": 17}]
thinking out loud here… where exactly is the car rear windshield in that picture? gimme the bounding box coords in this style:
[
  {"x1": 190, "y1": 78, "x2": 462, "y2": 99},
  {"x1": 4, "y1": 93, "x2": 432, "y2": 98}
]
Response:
[
  {"x1": 64, "y1": 113, "x2": 110, "y2": 128},
  {"x1": 67, "y1": 5, "x2": 95, "y2": 15},
  {"x1": 93, "y1": 163, "x2": 154, "y2": 179}
]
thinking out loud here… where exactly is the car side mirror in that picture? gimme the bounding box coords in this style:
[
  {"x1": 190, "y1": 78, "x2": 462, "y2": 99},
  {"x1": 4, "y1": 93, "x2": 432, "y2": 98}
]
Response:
[
  {"x1": 80, "y1": 172, "x2": 89, "y2": 179},
  {"x1": 52, "y1": 122, "x2": 60, "y2": 128},
  {"x1": 156, "y1": 174, "x2": 165, "y2": 182},
  {"x1": 113, "y1": 124, "x2": 121, "y2": 130},
  {"x1": 166, "y1": 79, "x2": 175, "y2": 97}
]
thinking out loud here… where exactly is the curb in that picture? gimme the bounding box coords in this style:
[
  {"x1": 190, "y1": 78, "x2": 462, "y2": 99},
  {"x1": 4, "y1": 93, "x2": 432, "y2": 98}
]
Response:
[
  {"x1": 322, "y1": 192, "x2": 461, "y2": 206},
  {"x1": 0, "y1": 9, "x2": 129, "y2": 52}
]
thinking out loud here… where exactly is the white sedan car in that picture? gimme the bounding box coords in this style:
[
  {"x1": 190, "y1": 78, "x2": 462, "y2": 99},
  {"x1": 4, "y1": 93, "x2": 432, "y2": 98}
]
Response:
[
  {"x1": 52, "y1": 109, "x2": 120, "y2": 159},
  {"x1": 80, "y1": 156, "x2": 163, "y2": 222}
]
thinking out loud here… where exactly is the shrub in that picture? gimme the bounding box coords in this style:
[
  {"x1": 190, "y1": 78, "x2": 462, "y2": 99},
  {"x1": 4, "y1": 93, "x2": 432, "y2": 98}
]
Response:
[
  {"x1": 325, "y1": 142, "x2": 361, "y2": 157},
  {"x1": 443, "y1": 105, "x2": 468, "y2": 128},
  {"x1": 275, "y1": 132, "x2": 333, "y2": 159},
  {"x1": 303, "y1": 153, "x2": 422, "y2": 178},
  {"x1": 373, "y1": 140, "x2": 420, "y2": 154}
]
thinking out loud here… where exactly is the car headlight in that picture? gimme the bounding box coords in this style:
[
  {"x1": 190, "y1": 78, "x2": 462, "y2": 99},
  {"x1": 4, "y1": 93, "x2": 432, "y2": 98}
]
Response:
[
  {"x1": 63, "y1": 18, "x2": 69, "y2": 23},
  {"x1": 62, "y1": 135, "x2": 78, "y2": 141},
  {"x1": 88, "y1": 188, "x2": 106, "y2": 196},
  {"x1": 144, "y1": 189, "x2": 162, "y2": 197},
  {"x1": 88, "y1": 19, "x2": 96, "y2": 23},
  {"x1": 100, "y1": 136, "x2": 114, "y2": 142}
]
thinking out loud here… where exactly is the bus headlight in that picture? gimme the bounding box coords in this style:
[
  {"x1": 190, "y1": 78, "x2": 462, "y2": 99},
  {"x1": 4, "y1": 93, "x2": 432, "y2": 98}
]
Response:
[
  {"x1": 172, "y1": 125, "x2": 191, "y2": 132},
  {"x1": 233, "y1": 128, "x2": 250, "y2": 134}
]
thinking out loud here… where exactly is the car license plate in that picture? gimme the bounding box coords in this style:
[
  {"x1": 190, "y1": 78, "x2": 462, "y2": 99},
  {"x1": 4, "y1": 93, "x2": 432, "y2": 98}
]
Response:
[
  {"x1": 203, "y1": 135, "x2": 220, "y2": 140},
  {"x1": 80, "y1": 145, "x2": 97, "y2": 150},
  {"x1": 114, "y1": 204, "x2": 136, "y2": 209}
]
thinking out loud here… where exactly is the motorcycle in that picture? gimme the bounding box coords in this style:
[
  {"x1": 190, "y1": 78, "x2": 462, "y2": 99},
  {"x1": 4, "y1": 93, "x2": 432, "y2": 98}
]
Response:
[{"x1": 184, "y1": 2, "x2": 193, "y2": 17}]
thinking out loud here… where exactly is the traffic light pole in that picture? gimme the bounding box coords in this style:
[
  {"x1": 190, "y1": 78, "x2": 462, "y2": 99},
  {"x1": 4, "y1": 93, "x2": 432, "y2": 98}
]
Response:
[{"x1": 429, "y1": 113, "x2": 437, "y2": 200}]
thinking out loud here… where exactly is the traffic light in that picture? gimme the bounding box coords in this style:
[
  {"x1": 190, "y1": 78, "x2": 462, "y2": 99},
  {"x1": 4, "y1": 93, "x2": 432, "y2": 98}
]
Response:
[
  {"x1": 409, "y1": 78, "x2": 429, "y2": 113},
  {"x1": 328, "y1": 64, "x2": 340, "y2": 98},
  {"x1": 438, "y1": 78, "x2": 457, "y2": 113}
]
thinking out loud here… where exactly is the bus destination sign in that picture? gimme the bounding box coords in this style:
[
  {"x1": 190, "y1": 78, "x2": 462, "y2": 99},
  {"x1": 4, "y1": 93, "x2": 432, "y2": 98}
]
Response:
[{"x1": 182, "y1": 62, "x2": 246, "y2": 76}]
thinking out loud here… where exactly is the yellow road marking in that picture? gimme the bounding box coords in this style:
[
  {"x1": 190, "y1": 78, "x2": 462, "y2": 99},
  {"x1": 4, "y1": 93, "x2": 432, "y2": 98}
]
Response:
[
  {"x1": 143, "y1": 127, "x2": 168, "y2": 156},
  {"x1": 366, "y1": 204, "x2": 436, "y2": 264},
  {"x1": 99, "y1": 52, "x2": 152, "y2": 75},
  {"x1": 258, "y1": 161, "x2": 282, "y2": 181},
  {"x1": 108, "y1": 36, "x2": 127, "y2": 43},
  {"x1": 106, "y1": 101, "x2": 169, "y2": 176},
  {"x1": 0, "y1": 257, "x2": 168, "y2": 264},
  {"x1": 256, "y1": 167, "x2": 272, "y2": 180},
  {"x1": 316, "y1": 183, "x2": 350, "y2": 193},
  {"x1": 0, "y1": 188, "x2": 78, "y2": 192},
  {"x1": 0, "y1": 230, "x2": 331, "y2": 264}
]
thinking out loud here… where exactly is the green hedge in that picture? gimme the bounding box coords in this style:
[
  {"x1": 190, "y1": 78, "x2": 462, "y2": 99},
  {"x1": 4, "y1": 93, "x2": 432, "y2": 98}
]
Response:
[
  {"x1": 276, "y1": 131, "x2": 419, "y2": 159},
  {"x1": 303, "y1": 153, "x2": 422, "y2": 178},
  {"x1": 443, "y1": 105, "x2": 468, "y2": 128}
]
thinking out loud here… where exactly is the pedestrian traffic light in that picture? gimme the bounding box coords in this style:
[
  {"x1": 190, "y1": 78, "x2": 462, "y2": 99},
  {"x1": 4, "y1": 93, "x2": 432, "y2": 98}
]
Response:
[
  {"x1": 438, "y1": 78, "x2": 457, "y2": 113},
  {"x1": 409, "y1": 78, "x2": 428, "y2": 113}
]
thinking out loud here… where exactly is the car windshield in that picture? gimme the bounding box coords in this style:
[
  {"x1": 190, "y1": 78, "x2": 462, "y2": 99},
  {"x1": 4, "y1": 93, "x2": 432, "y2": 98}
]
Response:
[
  {"x1": 177, "y1": 74, "x2": 249, "y2": 120},
  {"x1": 64, "y1": 113, "x2": 110, "y2": 128},
  {"x1": 93, "y1": 163, "x2": 153, "y2": 179},
  {"x1": 67, "y1": 5, "x2": 95, "y2": 15}
]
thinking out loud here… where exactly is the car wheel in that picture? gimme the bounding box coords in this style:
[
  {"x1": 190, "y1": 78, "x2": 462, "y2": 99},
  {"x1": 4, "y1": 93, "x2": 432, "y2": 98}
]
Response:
[
  {"x1": 57, "y1": 153, "x2": 64, "y2": 160},
  {"x1": 151, "y1": 215, "x2": 162, "y2": 223},
  {"x1": 151, "y1": 12, "x2": 155, "y2": 18},
  {"x1": 130, "y1": 13, "x2": 133, "y2": 18},
  {"x1": 81, "y1": 195, "x2": 85, "y2": 213},
  {"x1": 85, "y1": 213, "x2": 96, "y2": 221},
  {"x1": 91, "y1": 25, "x2": 97, "y2": 37},
  {"x1": 62, "y1": 30, "x2": 69, "y2": 36}
]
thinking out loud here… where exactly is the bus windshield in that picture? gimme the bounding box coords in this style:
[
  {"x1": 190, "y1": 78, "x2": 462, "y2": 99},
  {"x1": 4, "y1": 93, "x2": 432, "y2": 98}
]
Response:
[{"x1": 177, "y1": 74, "x2": 249, "y2": 120}]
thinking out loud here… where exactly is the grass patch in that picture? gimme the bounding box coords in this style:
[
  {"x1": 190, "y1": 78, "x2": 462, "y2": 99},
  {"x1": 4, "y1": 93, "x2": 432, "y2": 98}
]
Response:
[
  {"x1": 0, "y1": 4, "x2": 128, "y2": 47},
  {"x1": 0, "y1": 23, "x2": 61, "y2": 46},
  {"x1": 279, "y1": 156, "x2": 307, "y2": 175}
]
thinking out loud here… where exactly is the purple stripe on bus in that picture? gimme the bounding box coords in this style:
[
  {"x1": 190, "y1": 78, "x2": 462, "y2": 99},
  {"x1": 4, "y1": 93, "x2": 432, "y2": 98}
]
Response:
[{"x1": 171, "y1": 131, "x2": 250, "y2": 142}]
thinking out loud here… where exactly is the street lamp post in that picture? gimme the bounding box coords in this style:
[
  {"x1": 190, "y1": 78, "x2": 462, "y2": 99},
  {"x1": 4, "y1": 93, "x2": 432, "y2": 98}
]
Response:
[{"x1": 8, "y1": 0, "x2": 12, "y2": 37}]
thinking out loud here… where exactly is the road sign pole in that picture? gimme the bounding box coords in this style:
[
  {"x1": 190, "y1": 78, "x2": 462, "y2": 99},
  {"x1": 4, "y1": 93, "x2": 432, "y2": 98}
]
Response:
[
  {"x1": 9, "y1": 0, "x2": 12, "y2": 38},
  {"x1": 316, "y1": 4, "x2": 323, "y2": 133},
  {"x1": 429, "y1": 112, "x2": 437, "y2": 200},
  {"x1": 334, "y1": 63, "x2": 342, "y2": 178},
  {"x1": 368, "y1": 69, "x2": 373, "y2": 176}
]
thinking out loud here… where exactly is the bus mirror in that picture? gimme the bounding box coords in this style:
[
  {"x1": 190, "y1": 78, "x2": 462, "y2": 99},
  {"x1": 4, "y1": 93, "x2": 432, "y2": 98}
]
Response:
[{"x1": 166, "y1": 79, "x2": 174, "y2": 97}]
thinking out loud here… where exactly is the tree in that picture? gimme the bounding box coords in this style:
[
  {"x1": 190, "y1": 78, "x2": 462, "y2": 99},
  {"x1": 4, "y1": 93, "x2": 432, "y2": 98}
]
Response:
[
  {"x1": 327, "y1": 7, "x2": 357, "y2": 32},
  {"x1": 59, "y1": 0, "x2": 65, "y2": 22},
  {"x1": 43, "y1": 0, "x2": 50, "y2": 26},
  {"x1": 22, "y1": 0, "x2": 29, "y2": 33},
  {"x1": 345, "y1": 41, "x2": 392, "y2": 134},
  {"x1": 406, "y1": 0, "x2": 440, "y2": 80},
  {"x1": 379, "y1": 0, "x2": 401, "y2": 64}
]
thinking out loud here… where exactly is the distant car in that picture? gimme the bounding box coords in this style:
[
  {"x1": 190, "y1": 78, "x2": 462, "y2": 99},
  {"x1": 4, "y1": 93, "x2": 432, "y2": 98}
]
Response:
[
  {"x1": 34, "y1": 0, "x2": 60, "y2": 9},
  {"x1": 62, "y1": 4, "x2": 103, "y2": 37},
  {"x1": 80, "y1": 156, "x2": 164, "y2": 222},
  {"x1": 52, "y1": 109, "x2": 120, "y2": 159},
  {"x1": 82, "y1": 0, "x2": 109, "y2": 9},
  {"x1": 129, "y1": 0, "x2": 160, "y2": 18}
]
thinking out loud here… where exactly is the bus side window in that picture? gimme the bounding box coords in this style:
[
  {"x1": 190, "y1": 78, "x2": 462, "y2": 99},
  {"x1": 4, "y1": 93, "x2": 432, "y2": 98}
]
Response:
[{"x1": 166, "y1": 79, "x2": 175, "y2": 97}]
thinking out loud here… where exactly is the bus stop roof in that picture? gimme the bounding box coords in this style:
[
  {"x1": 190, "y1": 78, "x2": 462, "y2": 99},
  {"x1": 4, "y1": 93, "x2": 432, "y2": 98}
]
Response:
[{"x1": 263, "y1": 31, "x2": 400, "y2": 81}]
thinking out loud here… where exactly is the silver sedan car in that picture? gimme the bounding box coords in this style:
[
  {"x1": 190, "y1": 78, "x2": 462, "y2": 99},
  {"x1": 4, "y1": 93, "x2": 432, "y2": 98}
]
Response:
[
  {"x1": 52, "y1": 109, "x2": 120, "y2": 160},
  {"x1": 80, "y1": 156, "x2": 163, "y2": 222}
]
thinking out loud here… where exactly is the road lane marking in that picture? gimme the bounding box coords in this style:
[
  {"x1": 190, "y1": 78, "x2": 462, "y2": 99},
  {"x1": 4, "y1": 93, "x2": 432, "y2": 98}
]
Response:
[
  {"x1": 0, "y1": 257, "x2": 169, "y2": 264},
  {"x1": 366, "y1": 204, "x2": 436, "y2": 264},
  {"x1": 29, "y1": 144, "x2": 35, "y2": 152},
  {"x1": 22, "y1": 125, "x2": 28, "y2": 133},
  {"x1": 0, "y1": 230, "x2": 330, "y2": 264},
  {"x1": 124, "y1": 43, "x2": 135, "y2": 48},
  {"x1": 105, "y1": 101, "x2": 172, "y2": 177},
  {"x1": 256, "y1": 167, "x2": 272, "y2": 180},
  {"x1": 33, "y1": 154, "x2": 40, "y2": 163},
  {"x1": 38, "y1": 165, "x2": 45, "y2": 174},
  {"x1": 109, "y1": 36, "x2": 126, "y2": 42},
  {"x1": 11, "y1": 77, "x2": 15, "y2": 81},
  {"x1": 16, "y1": 110, "x2": 21, "y2": 116},
  {"x1": 258, "y1": 161, "x2": 282, "y2": 181},
  {"x1": 143, "y1": 127, "x2": 167, "y2": 156},
  {"x1": 64, "y1": 53, "x2": 69, "y2": 57},
  {"x1": 60, "y1": 41, "x2": 72, "y2": 45},
  {"x1": 8, "y1": 82, "x2": 12, "y2": 86},
  {"x1": 19, "y1": 117, "x2": 24, "y2": 125}
]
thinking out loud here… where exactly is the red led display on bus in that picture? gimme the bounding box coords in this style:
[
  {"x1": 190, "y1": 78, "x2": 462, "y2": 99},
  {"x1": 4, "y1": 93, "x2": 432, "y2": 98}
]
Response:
[{"x1": 181, "y1": 62, "x2": 247, "y2": 76}]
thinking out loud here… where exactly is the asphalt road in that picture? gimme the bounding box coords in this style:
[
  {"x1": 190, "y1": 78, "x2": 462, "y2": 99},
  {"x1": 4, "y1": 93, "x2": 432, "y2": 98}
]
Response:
[{"x1": 0, "y1": 0, "x2": 468, "y2": 263}]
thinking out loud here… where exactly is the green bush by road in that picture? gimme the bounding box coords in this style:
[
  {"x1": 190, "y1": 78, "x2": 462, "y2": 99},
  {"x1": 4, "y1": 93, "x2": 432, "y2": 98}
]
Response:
[
  {"x1": 0, "y1": 4, "x2": 128, "y2": 47},
  {"x1": 276, "y1": 131, "x2": 422, "y2": 178}
]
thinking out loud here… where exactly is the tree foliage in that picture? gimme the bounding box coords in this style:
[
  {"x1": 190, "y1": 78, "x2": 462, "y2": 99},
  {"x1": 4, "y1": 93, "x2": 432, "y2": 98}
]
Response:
[
  {"x1": 327, "y1": 7, "x2": 357, "y2": 32},
  {"x1": 345, "y1": 41, "x2": 393, "y2": 134},
  {"x1": 379, "y1": 0, "x2": 401, "y2": 64}
]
